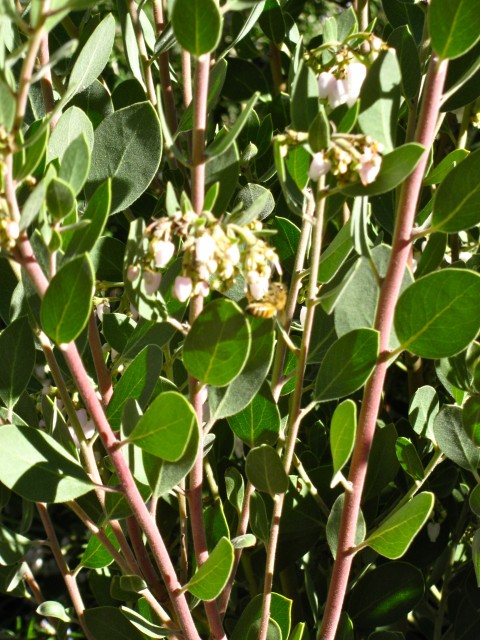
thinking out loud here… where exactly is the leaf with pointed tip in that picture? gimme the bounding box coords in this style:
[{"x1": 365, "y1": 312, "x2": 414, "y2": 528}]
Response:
[
  {"x1": 363, "y1": 492, "x2": 434, "y2": 559},
  {"x1": 434, "y1": 404, "x2": 480, "y2": 471},
  {"x1": 246, "y1": 445, "x2": 288, "y2": 495},
  {"x1": 184, "y1": 537, "x2": 234, "y2": 601},
  {"x1": 330, "y1": 399, "x2": 357, "y2": 482},
  {"x1": 0, "y1": 316, "x2": 35, "y2": 411}
]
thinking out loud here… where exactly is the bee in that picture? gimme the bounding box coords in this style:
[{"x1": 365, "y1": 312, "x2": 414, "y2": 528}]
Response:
[{"x1": 245, "y1": 282, "x2": 287, "y2": 319}]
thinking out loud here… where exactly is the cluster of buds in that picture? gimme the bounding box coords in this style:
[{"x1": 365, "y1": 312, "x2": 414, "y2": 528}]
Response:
[
  {"x1": 127, "y1": 209, "x2": 282, "y2": 305},
  {"x1": 305, "y1": 36, "x2": 384, "y2": 112},
  {"x1": 309, "y1": 134, "x2": 383, "y2": 186}
]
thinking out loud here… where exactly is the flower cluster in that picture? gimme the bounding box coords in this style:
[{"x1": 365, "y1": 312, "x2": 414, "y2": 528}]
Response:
[
  {"x1": 127, "y1": 209, "x2": 282, "y2": 305},
  {"x1": 309, "y1": 134, "x2": 383, "y2": 186},
  {"x1": 318, "y1": 61, "x2": 367, "y2": 110}
]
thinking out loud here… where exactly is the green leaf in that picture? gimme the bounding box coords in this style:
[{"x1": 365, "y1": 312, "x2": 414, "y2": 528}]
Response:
[
  {"x1": 46, "y1": 177, "x2": 76, "y2": 220},
  {"x1": 340, "y1": 143, "x2": 425, "y2": 196},
  {"x1": 0, "y1": 316, "x2": 35, "y2": 411},
  {"x1": 14, "y1": 119, "x2": 49, "y2": 181},
  {"x1": 289, "y1": 622, "x2": 307, "y2": 640},
  {"x1": 395, "y1": 437, "x2": 424, "y2": 481},
  {"x1": 472, "y1": 529, "x2": 480, "y2": 588},
  {"x1": 228, "y1": 383, "x2": 280, "y2": 447},
  {"x1": 363, "y1": 493, "x2": 434, "y2": 559},
  {"x1": 129, "y1": 391, "x2": 197, "y2": 461},
  {"x1": 106, "y1": 345, "x2": 163, "y2": 429},
  {"x1": 318, "y1": 219, "x2": 353, "y2": 283},
  {"x1": 47, "y1": 106, "x2": 94, "y2": 163},
  {"x1": 434, "y1": 405, "x2": 480, "y2": 472},
  {"x1": 327, "y1": 493, "x2": 365, "y2": 559},
  {"x1": 184, "y1": 537, "x2": 234, "y2": 601},
  {"x1": 429, "y1": 0, "x2": 480, "y2": 60},
  {"x1": 247, "y1": 619, "x2": 282, "y2": 640},
  {"x1": 144, "y1": 415, "x2": 200, "y2": 498},
  {"x1": 309, "y1": 106, "x2": 330, "y2": 153},
  {"x1": 225, "y1": 467, "x2": 245, "y2": 514},
  {"x1": 259, "y1": 0, "x2": 285, "y2": 44},
  {"x1": 80, "y1": 524, "x2": 120, "y2": 569},
  {"x1": 183, "y1": 299, "x2": 251, "y2": 386},
  {"x1": 177, "y1": 60, "x2": 227, "y2": 133},
  {"x1": 314, "y1": 329, "x2": 379, "y2": 402},
  {"x1": 84, "y1": 607, "x2": 145, "y2": 640},
  {"x1": 408, "y1": 385, "x2": 439, "y2": 441},
  {"x1": 423, "y1": 148, "x2": 469, "y2": 186},
  {"x1": 87, "y1": 103, "x2": 162, "y2": 215},
  {"x1": 358, "y1": 50, "x2": 401, "y2": 153},
  {"x1": 41, "y1": 254, "x2": 94, "y2": 344},
  {"x1": 232, "y1": 183, "x2": 275, "y2": 223},
  {"x1": 394, "y1": 269, "x2": 480, "y2": 358},
  {"x1": 330, "y1": 399, "x2": 357, "y2": 484},
  {"x1": 272, "y1": 217, "x2": 301, "y2": 272},
  {"x1": 36, "y1": 601, "x2": 71, "y2": 623},
  {"x1": 431, "y1": 148, "x2": 480, "y2": 232},
  {"x1": 249, "y1": 491, "x2": 270, "y2": 543},
  {"x1": 0, "y1": 526, "x2": 31, "y2": 566},
  {"x1": 246, "y1": 445, "x2": 289, "y2": 495},
  {"x1": 231, "y1": 593, "x2": 292, "y2": 640},
  {"x1": 119, "y1": 606, "x2": 171, "y2": 639},
  {"x1": 206, "y1": 92, "x2": 259, "y2": 157},
  {"x1": 206, "y1": 141, "x2": 240, "y2": 215},
  {"x1": 387, "y1": 26, "x2": 422, "y2": 100},
  {"x1": 291, "y1": 61, "x2": 319, "y2": 132},
  {"x1": 65, "y1": 180, "x2": 111, "y2": 257},
  {"x1": 348, "y1": 562, "x2": 424, "y2": 627},
  {"x1": 65, "y1": 14, "x2": 116, "y2": 101},
  {"x1": 59, "y1": 134, "x2": 91, "y2": 195},
  {"x1": 171, "y1": 0, "x2": 222, "y2": 56},
  {"x1": 0, "y1": 425, "x2": 93, "y2": 503},
  {"x1": 364, "y1": 423, "x2": 399, "y2": 501},
  {"x1": 463, "y1": 396, "x2": 480, "y2": 446},
  {"x1": 0, "y1": 79, "x2": 15, "y2": 131}
]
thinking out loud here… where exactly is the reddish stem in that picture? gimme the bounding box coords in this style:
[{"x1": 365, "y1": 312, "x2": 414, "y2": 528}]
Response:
[
  {"x1": 318, "y1": 56, "x2": 448, "y2": 640},
  {"x1": 87, "y1": 312, "x2": 113, "y2": 406}
]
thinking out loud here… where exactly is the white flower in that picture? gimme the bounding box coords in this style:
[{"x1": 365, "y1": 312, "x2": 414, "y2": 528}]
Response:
[
  {"x1": 249, "y1": 277, "x2": 270, "y2": 300},
  {"x1": 318, "y1": 71, "x2": 337, "y2": 101},
  {"x1": 6, "y1": 221, "x2": 19, "y2": 240},
  {"x1": 96, "y1": 300, "x2": 110, "y2": 323},
  {"x1": 343, "y1": 62, "x2": 367, "y2": 107},
  {"x1": 195, "y1": 233, "x2": 216, "y2": 262},
  {"x1": 195, "y1": 280, "x2": 210, "y2": 297},
  {"x1": 358, "y1": 147, "x2": 382, "y2": 185},
  {"x1": 299, "y1": 306, "x2": 307, "y2": 328},
  {"x1": 226, "y1": 243, "x2": 241, "y2": 265},
  {"x1": 69, "y1": 409, "x2": 95, "y2": 447},
  {"x1": 143, "y1": 270, "x2": 162, "y2": 295},
  {"x1": 153, "y1": 240, "x2": 175, "y2": 268},
  {"x1": 427, "y1": 522, "x2": 440, "y2": 543},
  {"x1": 309, "y1": 152, "x2": 332, "y2": 181},
  {"x1": 173, "y1": 276, "x2": 193, "y2": 302},
  {"x1": 127, "y1": 264, "x2": 140, "y2": 282}
]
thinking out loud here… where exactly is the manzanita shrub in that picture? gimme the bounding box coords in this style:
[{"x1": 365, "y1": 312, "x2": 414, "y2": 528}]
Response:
[{"x1": 1, "y1": 0, "x2": 480, "y2": 637}]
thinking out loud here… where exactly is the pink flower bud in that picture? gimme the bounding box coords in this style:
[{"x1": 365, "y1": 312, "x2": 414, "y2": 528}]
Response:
[
  {"x1": 226, "y1": 243, "x2": 241, "y2": 265},
  {"x1": 343, "y1": 62, "x2": 367, "y2": 107},
  {"x1": 6, "y1": 221, "x2": 19, "y2": 240},
  {"x1": 173, "y1": 276, "x2": 193, "y2": 302},
  {"x1": 154, "y1": 240, "x2": 175, "y2": 268},
  {"x1": 127, "y1": 264, "x2": 140, "y2": 282},
  {"x1": 143, "y1": 270, "x2": 162, "y2": 295},
  {"x1": 309, "y1": 152, "x2": 331, "y2": 181},
  {"x1": 358, "y1": 149, "x2": 382, "y2": 185},
  {"x1": 195, "y1": 280, "x2": 210, "y2": 297}
]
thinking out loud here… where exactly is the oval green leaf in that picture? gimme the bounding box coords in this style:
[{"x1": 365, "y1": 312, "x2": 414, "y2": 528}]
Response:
[
  {"x1": 183, "y1": 298, "x2": 251, "y2": 386},
  {"x1": 463, "y1": 396, "x2": 480, "y2": 446},
  {"x1": 348, "y1": 562, "x2": 424, "y2": 627},
  {"x1": 36, "y1": 601, "x2": 71, "y2": 623},
  {"x1": 87, "y1": 102, "x2": 162, "y2": 215},
  {"x1": 394, "y1": 269, "x2": 480, "y2": 358},
  {"x1": 434, "y1": 404, "x2": 480, "y2": 472},
  {"x1": 0, "y1": 316, "x2": 35, "y2": 411},
  {"x1": 363, "y1": 492, "x2": 434, "y2": 559},
  {"x1": 395, "y1": 437, "x2": 424, "y2": 481},
  {"x1": 129, "y1": 391, "x2": 197, "y2": 461},
  {"x1": 41, "y1": 254, "x2": 94, "y2": 344},
  {"x1": 314, "y1": 329, "x2": 379, "y2": 402},
  {"x1": 0, "y1": 425, "x2": 93, "y2": 503},
  {"x1": 327, "y1": 493, "x2": 365, "y2": 559},
  {"x1": 230, "y1": 592, "x2": 292, "y2": 640},
  {"x1": 184, "y1": 537, "x2": 234, "y2": 601},
  {"x1": 245, "y1": 444, "x2": 289, "y2": 495},
  {"x1": 429, "y1": 0, "x2": 480, "y2": 60},
  {"x1": 46, "y1": 177, "x2": 76, "y2": 220},
  {"x1": 330, "y1": 399, "x2": 357, "y2": 482},
  {"x1": 227, "y1": 384, "x2": 280, "y2": 448},
  {"x1": 431, "y1": 148, "x2": 480, "y2": 232},
  {"x1": 84, "y1": 606, "x2": 145, "y2": 640},
  {"x1": 171, "y1": 0, "x2": 222, "y2": 57}
]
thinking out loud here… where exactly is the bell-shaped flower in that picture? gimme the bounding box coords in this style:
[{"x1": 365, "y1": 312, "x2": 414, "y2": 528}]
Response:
[
  {"x1": 309, "y1": 151, "x2": 332, "y2": 181},
  {"x1": 127, "y1": 264, "x2": 140, "y2": 282},
  {"x1": 358, "y1": 147, "x2": 382, "y2": 185},
  {"x1": 173, "y1": 275, "x2": 193, "y2": 302},
  {"x1": 343, "y1": 62, "x2": 367, "y2": 107},
  {"x1": 226, "y1": 243, "x2": 241, "y2": 266},
  {"x1": 143, "y1": 270, "x2": 162, "y2": 295},
  {"x1": 195, "y1": 233, "x2": 216, "y2": 263},
  {"x1": 154, "y1": 240, "x2": 175, "y2": 268},
  {"x1": 318, "y1": 71, "x2": 337, "y2": 101},
  {"x1": 249, "y1": 277, "x2": 270, "y2": 301}
]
